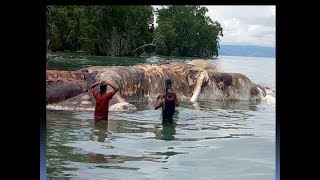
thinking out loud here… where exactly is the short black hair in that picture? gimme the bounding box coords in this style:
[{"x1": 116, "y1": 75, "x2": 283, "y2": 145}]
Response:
[
  {"x1": 99, "y1": 84, "x2": 107, "y2": 94},
  {"x1": 165, "y1": 79, "x2": 172, "y2": 86}
]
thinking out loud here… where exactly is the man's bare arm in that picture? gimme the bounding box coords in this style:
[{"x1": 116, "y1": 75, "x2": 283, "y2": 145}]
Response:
[
  {"x1": 154, "y1": 95, "x2": 164, "y2": 110},
  {"x1": 174, "y1": 93, "x2": 179, "y2": 107},
  {"x1": 175, "y1": 98, "x2": 180, "y2": 107},
  {"x1": 91, "y1": 81, "x2": 101, "y2": 90},
  {"x1": 102, "y1": 81, "x2": 119, "y2": 95}
]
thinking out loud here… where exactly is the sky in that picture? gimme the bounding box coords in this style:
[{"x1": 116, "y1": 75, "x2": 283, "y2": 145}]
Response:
[{"x1": 152, "y1": 5, "x2": 275, "y2": 47}]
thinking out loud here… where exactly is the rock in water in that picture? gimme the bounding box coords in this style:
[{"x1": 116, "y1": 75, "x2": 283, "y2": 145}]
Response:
[
  {"x1": 82, "y1": 95, "x2": 91, "y2": 101},
  {"x1": 81, "y1": 100, "x2": 92, "y2": 105},
  {"x1": 109, "y1": 102, "x2": 137, "y2": 112}
]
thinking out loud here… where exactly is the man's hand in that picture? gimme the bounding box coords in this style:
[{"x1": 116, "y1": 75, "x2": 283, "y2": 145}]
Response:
[
  {"x1": 91, "y1": 81, "x2": 101, "y2": 89},
  {"x1": 154, "y1": 95, "x2": 164, "y2": 110},
  {"x1": 156, "y1": 94, "x2": 162, "y2": 100},
  {"x1": 100, "y1": 80, "x2": 108, "y2": 85}
]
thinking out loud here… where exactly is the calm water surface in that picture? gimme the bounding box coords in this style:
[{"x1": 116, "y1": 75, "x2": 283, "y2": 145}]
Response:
[{"x1": 46, "y1": 53, "x2": 275, "y2": 180}]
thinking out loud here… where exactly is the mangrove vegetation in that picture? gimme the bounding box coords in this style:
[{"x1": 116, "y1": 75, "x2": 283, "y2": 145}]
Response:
[{"x1": 46, "y1": 5, "x2": 223, "y2": 58}]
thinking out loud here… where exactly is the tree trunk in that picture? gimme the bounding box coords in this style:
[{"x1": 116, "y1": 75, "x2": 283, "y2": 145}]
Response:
[{"x1": 119, "y1": 35, "x2": 122, "y2": 56}]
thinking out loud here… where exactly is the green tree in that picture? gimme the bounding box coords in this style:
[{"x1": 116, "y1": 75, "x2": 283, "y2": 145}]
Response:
[
  {"x1": 47, "y1": 5, "x2": 154, "y2": 56},
  {"x1": 154, "y1": 5, "x2": 223, "y2": 57},
  {"x1": 46, "y1": 5, "x2": 222, "y2": 58}
]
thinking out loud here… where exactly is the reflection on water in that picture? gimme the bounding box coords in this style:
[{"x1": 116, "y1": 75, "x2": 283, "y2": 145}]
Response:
[
  {"x1": 93, "y1": 120, "x2": 109, "y2": 142},
  {"x1": 191, "y1": 100, "x2": 259, "y2": 111},
  {"x1": 155, "y1": 123, "x2": 177, "y2": 141},
  {"x1": 47, "y1": 99, "x2": 275, "y2": 179}
]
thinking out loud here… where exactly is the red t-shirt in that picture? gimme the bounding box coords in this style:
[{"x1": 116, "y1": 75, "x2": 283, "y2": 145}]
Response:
[
  {"x1": 92, "y1": 90, "x2": 113, "y2": 121},
  {"x1": 162, "y1": 92, "x2": 178, "y2": 102}
]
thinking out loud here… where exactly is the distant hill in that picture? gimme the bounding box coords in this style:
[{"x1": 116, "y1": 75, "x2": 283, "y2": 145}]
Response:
[{"x1": 218, "y1": 45, "x2": 275, "y2": 58}]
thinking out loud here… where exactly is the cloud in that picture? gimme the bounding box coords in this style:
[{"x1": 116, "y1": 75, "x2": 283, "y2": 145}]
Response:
[
  {"x1": 205, "y1": 5, "x2": 275, "y2": 47},
  {"x1": 152, "y1": 5, "x2": 275, "y2": 47}
]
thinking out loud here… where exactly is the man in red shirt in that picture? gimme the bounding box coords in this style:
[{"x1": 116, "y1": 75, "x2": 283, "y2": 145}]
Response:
[
  {"x1": 91, "y1": 80, "x2": 119, "y2": 121},
  {"x1": 161, "y1": 79, "x2": 179, "y2": 107}
]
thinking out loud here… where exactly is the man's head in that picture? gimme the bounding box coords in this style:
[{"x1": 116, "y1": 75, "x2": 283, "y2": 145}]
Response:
[
  {"x1": 99, "y1": 84, "x2": 107, "y2": 94},
  {"x1": 165, "y1": 79, "x2": 172, "y2": 87}
]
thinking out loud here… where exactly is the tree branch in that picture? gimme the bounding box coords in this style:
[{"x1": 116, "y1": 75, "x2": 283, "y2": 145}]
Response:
[{"x1": 133, "y1": 43, "x2": 157, "y2": 53}]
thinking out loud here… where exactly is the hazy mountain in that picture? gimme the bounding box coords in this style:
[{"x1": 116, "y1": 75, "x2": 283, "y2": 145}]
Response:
[{"x1": 218, "y1": 45, "x2": 275, "y2": 58}]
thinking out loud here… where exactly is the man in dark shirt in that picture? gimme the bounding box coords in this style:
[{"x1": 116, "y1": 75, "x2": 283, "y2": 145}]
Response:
[
  {"x1": 161, "y1": 79, "x2": 179, "y2": 107},
  {"x1": 155, "y1": 87, "x2": 178, "y2": 123},
  {"x1": 91, "y1": 81, "x2": 119, "y2": 121}
]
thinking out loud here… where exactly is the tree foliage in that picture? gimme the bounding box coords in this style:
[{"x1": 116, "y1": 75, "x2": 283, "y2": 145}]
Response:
[
  {"x1": 46, "y1": 5, "x2": 223, "y2": 57},
  {"x1": 154, "y1": 5, "x2": 223, "y2": 57},
  {"x1": 47, "y1": 5, "x2": 154, "y2": 56}
]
